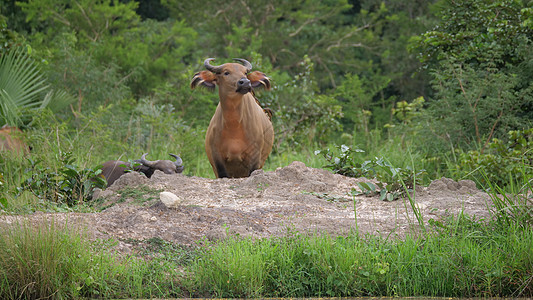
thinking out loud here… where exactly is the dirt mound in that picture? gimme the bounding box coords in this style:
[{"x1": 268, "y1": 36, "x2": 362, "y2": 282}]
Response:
[{"x1": 0, "y1": 161, "x2": 493, "y2": 251}]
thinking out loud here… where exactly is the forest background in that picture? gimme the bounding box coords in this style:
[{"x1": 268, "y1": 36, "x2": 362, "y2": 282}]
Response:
[{"x1": 0, "y1": 0, "x2": 532, "y2": 209}]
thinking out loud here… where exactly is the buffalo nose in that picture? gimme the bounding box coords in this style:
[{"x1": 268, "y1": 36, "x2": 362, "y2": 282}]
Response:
[{"x1": 238, "y1": 77, "x2": 251, "y2": 88}]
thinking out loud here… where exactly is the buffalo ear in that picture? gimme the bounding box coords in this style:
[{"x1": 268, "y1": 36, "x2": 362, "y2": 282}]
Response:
[
  {"x1": 248, "y1": 71, "x2": 271, "y2": 90},
  {"x1": 190, "y1": 71, "x2": 217, "y2": 91}
]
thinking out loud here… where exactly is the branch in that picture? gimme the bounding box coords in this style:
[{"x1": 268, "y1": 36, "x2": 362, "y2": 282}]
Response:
[
  {"x1": 314, "y1": 56, "x2": 337, "y2": 88},
  {"x1": 326, "y1": 24, "x2": 371, "y2": 51},
  {"x1": 481, "y1": 108, "x2": 503, "y2": 154},
  {"x1": 453, "y1": 66, "x2": 481, "y2": 144},
  {"x1": 115, "y1": 69, "x2": 136, "y2": 88},
  {"x1": 481, "y1": 87, "x2": 506, "y2": 154},
  {"x1": 289, "y1": 9, "x2": 338, "y2": 37},
  {"x1": 75, "y1": 1, "x2": 99, "y2": 42},
  {"x1": 50, "y1": 10, "x2": 71, "y2": 27}
]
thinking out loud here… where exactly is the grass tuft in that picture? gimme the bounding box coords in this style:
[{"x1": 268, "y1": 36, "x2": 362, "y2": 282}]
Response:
[
  {"x1": 0, "y1": 219, "x2": 190, "y2": 299},
  {"x1": 186, "y1": 222, "x2": 533, "y2": 298},
  {"x1": 0, "y1": 219, "x2": 121, "y2": 299}
]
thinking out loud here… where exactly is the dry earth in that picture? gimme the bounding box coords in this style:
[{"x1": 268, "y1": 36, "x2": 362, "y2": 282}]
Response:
[{"x1": 0, "y1": 161, "x2": 494, "y2": 252}]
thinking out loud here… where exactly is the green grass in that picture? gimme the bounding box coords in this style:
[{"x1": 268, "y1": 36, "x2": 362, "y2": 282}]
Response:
[
  {"x1": 2, "y1": 114, "x2": 532, "y2": 298},
  {"x1": 186, "y1": 217, "x2": 533, "y2": 298},
  {"x1": 0, "y1": 219, "x2": 191, "y2": 299},
  {"x1": 1, "y1": 176, "x2": 532, "y2": 298},
  {"x1": 0, "y1": 219, "x2": 119, "y2": 299}
]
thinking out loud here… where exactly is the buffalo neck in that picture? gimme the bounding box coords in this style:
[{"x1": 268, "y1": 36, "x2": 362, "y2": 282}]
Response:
[{"x1": 218, "y1": 92, "x2": 250, "y2": 126}]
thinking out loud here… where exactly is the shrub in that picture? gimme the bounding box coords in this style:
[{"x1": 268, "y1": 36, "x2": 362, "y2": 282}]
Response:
[
  {"x1": 316, "y1": 144, "x2": 426, "y2": 201},
  {"x1": 18, "y1": 152, "x2": 106, "y2": 207},
  {"x1": 454, "y1": 128, "x2": 532, "y2": 189}
]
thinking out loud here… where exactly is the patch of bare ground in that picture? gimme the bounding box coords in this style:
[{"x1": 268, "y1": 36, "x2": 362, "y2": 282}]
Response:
[{"x1": 0, "y1": 161, "x2": 493, "y2": 253}]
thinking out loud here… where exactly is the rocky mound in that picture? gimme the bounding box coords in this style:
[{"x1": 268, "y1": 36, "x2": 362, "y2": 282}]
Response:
[{"x1": 1, "y1": 162, "x2": 493, "y2": 252}]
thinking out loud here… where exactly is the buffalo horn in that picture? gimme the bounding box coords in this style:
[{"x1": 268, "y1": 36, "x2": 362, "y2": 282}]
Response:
[
  {"x1": 140, "y1": 153, "x2": 156, "y2": 167},
  {"x1": 233, "y1": 58, "x2": 252, "y2": 73},
  {"x1": 169, "y1": 153, "x2": 183, "y2": 167},
  {"x1": 204, "y1": 58, "x2": 223, "y2": 73}
]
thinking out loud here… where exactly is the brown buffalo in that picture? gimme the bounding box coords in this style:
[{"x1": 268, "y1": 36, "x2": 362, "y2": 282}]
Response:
[
  {"x1": 139, "y1": 153, "x2": 184, "y2": 176},
  {"x1": 0, "y1": 125, "x2": 30, "y2": 155},
  {"x1": 101, "y1": 153, "x2": 184, "y2": 187},
  {"x1": 191, "y1": 58, "x2": 274, "y2": 178}
]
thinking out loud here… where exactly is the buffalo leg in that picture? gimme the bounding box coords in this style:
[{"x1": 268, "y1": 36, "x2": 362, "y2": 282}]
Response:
[
  {"x1": 215, "y1": 161, "x2": 228, "y2": 178},
  {"x1": 247, "y1": 162, "x2": 260, "y2": 176}
]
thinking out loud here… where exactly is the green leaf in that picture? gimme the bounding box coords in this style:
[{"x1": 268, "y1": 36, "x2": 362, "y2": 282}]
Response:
[
  {"x1": 380, "y1": 190, "x2": 387, "y2": 201},
  {"x1": 0, "y1": 46, "x2": 74, "y2": 127},
  {"x1": 358, "y1": 182, "x2": 377, "y2": 194},
  {"x1": 0, "y1": 197, "x2": 7, "y2": 209},
  {"x1": 386, "y1": 193, "x2": 395, "y2": 201}
]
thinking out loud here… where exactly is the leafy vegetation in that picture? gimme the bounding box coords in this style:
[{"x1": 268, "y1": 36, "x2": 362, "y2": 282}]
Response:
[
  {"x1": 411, "y1": 0, "x2": 533, "y2": 151},
  {"x1": 17, "y1": 151, "x2": 106, "y2": 207},
  {"x1": 317, "y1": 144, "x2": 426, "y2": 201},
  {"x1": 454, "y1": 128, "x2": 533, "y2": 189},
  {"x1": 187, "y1": 219, "x2": 533, "y2": 298},
  {"x1": 0, "y1": 46, "x2": 73, "y2": 127},
  {"x1": 0, "y1": 0, "x2": 529, "y2": 185},
  {"x1": 0, "y1": 0, "x2": 532, "y2": 298}
]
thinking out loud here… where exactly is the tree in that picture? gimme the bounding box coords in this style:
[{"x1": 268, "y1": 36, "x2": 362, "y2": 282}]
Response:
[
  {"x1": 162, "y1": 0, "x2": 436, "y2": 135},
  {"x1": 162, "y1": 0, "x2": 384, "y2": 88},
  {"x1": 413, "y1": 0, "x2": 533, "y2": 150},
  {"x1": 0, "y1": 13, "x2": 24, "y2": 54},
  {"x1": 17, "y1": 0, "x2": 198, "y2": 101}
]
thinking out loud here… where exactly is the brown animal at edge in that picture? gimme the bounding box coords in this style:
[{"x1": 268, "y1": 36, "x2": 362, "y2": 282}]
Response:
[
  {"x1": 191, "y1": 58, "x2": 274, "y2": 178},
  {"x1": 0, "y1": 125, "x2": 30, "y2": 155},
  {"x1": 101, "y1": 153, "x2": 184, "y2": 187}
]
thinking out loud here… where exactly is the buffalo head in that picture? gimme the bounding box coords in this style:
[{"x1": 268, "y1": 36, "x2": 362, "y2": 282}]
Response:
[{"x1": 101, "y1": 153, "x2": 184, "y2": 187}]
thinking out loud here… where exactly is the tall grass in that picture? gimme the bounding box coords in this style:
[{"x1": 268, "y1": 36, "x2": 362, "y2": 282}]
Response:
[
  {"x1": 186, "y1": 159, "x2": 533, "y2": 298},
  {"x1": 0, "y1": 218, "x2": 188, "y2": 299},
  {"x1": 0, "y1": 151, "x2": 32, "y2": 212},
  {"x1": 186, "y1": 218, "x2": 533, "y2": 298},
  {"x1": 482, "y1": 166, "x2": 533, "y2": 229},
  {"x1": 2, "y1": 213, "x2": 532, "y2": 298},
  {"x1": 0, "y1": 219, "x2": 118, "y2": 299},
  {"x1": 1, "y1": 112, "x2": 330, "y2": 213}
]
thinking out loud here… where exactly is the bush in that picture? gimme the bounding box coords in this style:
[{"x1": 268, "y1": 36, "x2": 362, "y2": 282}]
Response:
[
  {"x1": 454, "y1": 128, "x2": 533, "y2": 190},
  {"x1": 17, "y1": 152, "x2": 106, "y2": 207},
  {"x1": 316, "y1": 144, "x2": 426, "y2": 201}
]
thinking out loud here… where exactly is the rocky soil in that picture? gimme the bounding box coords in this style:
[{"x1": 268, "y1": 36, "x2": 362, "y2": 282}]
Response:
[{"x1": 0, "y1": 161, "x2": 493, "y2": 252}]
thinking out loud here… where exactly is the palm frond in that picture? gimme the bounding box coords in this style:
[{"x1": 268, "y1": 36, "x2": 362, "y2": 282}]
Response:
[
  {"x1": 0, "y1": 89, "x2": 22, "y2": 126},
  {"x1": 42, "y1": 89, "x2": 76, "y2": 113},
  {"x1": 0, "y1": 46, "x2": 74, "y2": 127}
]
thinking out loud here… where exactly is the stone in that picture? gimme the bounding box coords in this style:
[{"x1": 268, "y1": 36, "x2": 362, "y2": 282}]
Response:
[{"x1": 160, "y1": 191, "x2": 181, "y2": 208}]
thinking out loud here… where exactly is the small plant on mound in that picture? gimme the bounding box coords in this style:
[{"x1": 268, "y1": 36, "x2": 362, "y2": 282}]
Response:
[
  {"x1": 17, "y1": 151, "x2": 106, "y2": 207},
  {"x1": 316, "y1": 145, "x2": 426, "y2": 201},
  {"x1": 117, "y1": 185, "x2": 162, "y2": 205}
]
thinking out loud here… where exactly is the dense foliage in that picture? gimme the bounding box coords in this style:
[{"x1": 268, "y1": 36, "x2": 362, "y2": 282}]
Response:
[
  {"x1": 0, "y1": 0, "x2": 531, "y2": 203},
  {"x1": 0, "y1": 1, "x2": 532, "y2": 298},
  {"x1": 412, "y1": 0, "x2": 533, "y2": 151}
]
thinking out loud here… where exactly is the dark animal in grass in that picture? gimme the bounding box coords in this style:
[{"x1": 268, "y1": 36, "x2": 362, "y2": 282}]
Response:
[
  {"x1": 101, "y1": 153, "x2": 184, "y2": 187},
  {"x1": 191, "y1": 58, "x2": 274, "y2": 178},
  {"x1": 0, "y1": 125, "x2": 30, "y2": 155}
]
